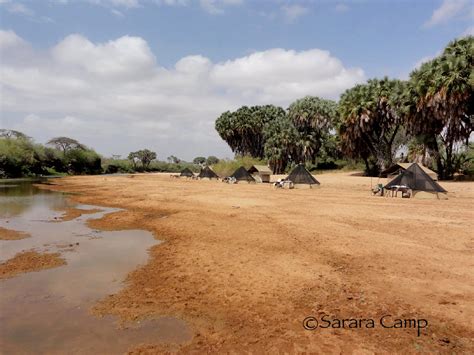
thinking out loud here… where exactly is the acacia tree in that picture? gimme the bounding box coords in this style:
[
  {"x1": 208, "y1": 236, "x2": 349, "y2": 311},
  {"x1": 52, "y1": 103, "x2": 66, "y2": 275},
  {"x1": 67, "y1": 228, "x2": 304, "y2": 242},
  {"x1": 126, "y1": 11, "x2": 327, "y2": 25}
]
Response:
[
  {"x1": 339, "y1": 78, "x2": 407, "y2": 175},
  {"x1": 403, "y1": 36, "x2": 473, "y2": 179},
  {"x1": 128, "y1": 149, "x2": 157, "y2": 170},
  {"x1": 193, "y1": 156, "x2": 206, "y2": 165},
  {"x1": 287, "y1": 96, "x2": 338, "y2": 163},
  {"x1": 0, "y1": 129, "x2": 30, "y2": 140},
  {"x1": 47, "y1": 137, "x2": 86, "y2": 156},
  {"x1": 138, "y1": 149, "x2": 157, "y2": 170},
  {"x1": 215, "y1": 105, "x2": 285, "y2": 158}
]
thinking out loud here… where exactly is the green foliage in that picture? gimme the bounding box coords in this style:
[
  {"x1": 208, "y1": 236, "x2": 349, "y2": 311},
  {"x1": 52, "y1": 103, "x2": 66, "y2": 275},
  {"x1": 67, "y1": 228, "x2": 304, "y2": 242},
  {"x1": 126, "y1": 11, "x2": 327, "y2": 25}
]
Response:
[
  {"x1": 193, "y1": 156, "x2": 206, "y2": 165},
  {"x1": 339, "y1": 77, "x2": 407, "y2": 175},
  {"x1": 212, "y1": 156, "x2": 265, "y2": 177},
  {"x1": 215, "y1": 105, "x2": 286, "y2": 158},
  {"x1": 206, "y1": 156, "x2": 219, "y2": 165},
  {"x1": 65, "y1": 148, "x2": 102, "y2": 175},
  {"x1": 287, "y1": 96, "x2": 338, "y2": 163},
  {"x1": 128, "y1": 149, "x2": 157, "y2": 170},
  {"x1": 263, "y1": 116, "x2": 299, "y2": 173},
  {"x1": 0, "y1": 133, "x2": 102, "y2": 178},
  {"x1": 404, "y1": 36, "x2": 473, "y2": 179}
]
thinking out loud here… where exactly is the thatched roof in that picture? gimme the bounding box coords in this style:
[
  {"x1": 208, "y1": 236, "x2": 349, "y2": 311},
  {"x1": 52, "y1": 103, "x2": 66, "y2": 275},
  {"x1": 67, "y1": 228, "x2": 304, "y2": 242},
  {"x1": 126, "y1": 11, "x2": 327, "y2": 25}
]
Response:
[
  {"x1": 286, "y1": 164, "x2": 320, "y2": 185},
  {"x1": 385, "y1": 163, "x2": 446, "y2": 193},
  {"x1": 198, "y1": 166, "x2": 218, "y2": 179},
  {"x1": 180, "y1": 168, "x2": 194, "y2": 177},
  {"x1": 231, "y1": 166, "x2": 255, "y2": 181},
  {"x1": 247, "y1": 165, "x2": 272, "y2": 174},
  {"x1": 381, "y1": 163, "x2": 437, "y2": 180}
]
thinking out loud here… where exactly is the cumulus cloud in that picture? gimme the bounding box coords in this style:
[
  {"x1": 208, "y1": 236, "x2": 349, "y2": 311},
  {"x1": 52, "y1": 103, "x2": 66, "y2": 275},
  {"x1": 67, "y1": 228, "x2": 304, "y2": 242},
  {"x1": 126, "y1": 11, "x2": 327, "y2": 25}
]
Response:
[
  {"x1": 0, "y1": 30, "x2": 364, "y2": 158},
  {"x1": 424, "y1": 0, "x2": 471, "y2": 27}
]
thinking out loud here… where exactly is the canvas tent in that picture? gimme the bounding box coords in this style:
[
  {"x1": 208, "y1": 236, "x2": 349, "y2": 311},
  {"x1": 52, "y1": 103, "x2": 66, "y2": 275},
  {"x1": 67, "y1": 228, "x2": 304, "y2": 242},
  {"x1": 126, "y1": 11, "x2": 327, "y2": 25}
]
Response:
[
  {"x1": 286, "y1": 164, "x2": 320, "y2": 188},
  {"x1": 385, "y1": 163, "x2": 446, "y2": 198},
  {"x1": 198, "y1": 166, "x2": 218, "y2": 180},
  {"x1": 231, "y1": 166, "x2": 255, "y2": 183},
  {"x1": 247, "y1": 165, "x2": 272, "y2": 183},
  {"x1": 381, "y1": 163, "x2": 437, "y2": 181},
  {"x1": 180, "y1": 168, "x2": 194, "y2": 177}
]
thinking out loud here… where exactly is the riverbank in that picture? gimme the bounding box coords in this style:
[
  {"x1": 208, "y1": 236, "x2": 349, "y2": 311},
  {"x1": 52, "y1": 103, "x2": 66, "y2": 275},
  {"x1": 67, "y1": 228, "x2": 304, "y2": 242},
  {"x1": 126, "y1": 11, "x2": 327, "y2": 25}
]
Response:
[{"x1": 41, "y1": 172, "x2": 474, "y2": 353}]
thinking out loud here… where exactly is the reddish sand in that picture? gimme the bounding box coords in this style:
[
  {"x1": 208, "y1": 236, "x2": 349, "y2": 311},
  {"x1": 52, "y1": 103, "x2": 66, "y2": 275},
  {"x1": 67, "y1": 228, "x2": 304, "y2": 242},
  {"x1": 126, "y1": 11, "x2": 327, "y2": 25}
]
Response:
[
  {"x1": 41, "y1": 172, "x2": 474, "y2": 353},
  {"x1": 0, "y1": 226, "x2": 30, "y2": 240},
  {"x1": 0, "y1": 251, "x2": 66, "y2": 279}
]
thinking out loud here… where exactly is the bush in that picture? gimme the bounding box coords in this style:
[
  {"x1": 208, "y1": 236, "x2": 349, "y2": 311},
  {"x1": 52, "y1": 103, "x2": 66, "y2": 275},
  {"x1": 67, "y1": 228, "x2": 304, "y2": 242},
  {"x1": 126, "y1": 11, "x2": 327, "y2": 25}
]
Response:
[{"x1": 212, "y1": 155, "x2": 266, "y2": 177}]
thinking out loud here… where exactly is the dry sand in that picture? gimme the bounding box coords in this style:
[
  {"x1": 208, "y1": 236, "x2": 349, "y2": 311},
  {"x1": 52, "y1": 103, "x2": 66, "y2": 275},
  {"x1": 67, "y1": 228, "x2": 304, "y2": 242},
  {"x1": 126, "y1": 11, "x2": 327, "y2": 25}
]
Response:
[
  {"x1": 0, "y1": 251, "x2": 66, "y2": 279},
  {"x1": 41, "y1": 172, "x2": 474, "y2": 353},
  {"x1": 0, "y1": 226, "x2": 31, "y2": 240}
]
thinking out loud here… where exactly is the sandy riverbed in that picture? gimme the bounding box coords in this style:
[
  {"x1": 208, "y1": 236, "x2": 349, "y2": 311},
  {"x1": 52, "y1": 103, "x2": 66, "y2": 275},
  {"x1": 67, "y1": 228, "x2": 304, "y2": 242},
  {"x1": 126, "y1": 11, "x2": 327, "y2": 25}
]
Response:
[{"x1": 39, "y1": 172, "x2": 474, "y2": 353}]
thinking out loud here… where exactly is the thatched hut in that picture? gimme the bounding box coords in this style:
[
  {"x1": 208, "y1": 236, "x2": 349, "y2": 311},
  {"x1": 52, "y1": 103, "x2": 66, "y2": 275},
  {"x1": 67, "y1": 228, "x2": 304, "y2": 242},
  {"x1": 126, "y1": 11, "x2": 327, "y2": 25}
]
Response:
[
  {"x1": 381, "y1": 163, "x2": 437, "y2": 180},
  {"x1": 385, "y1": 163, "x2": 447, "y2": 199},
  {"x1": 180, "y1": 167, "x2": 194, "y2": 178},
  {"x1": 198, "y1": 166, "x2": 218, "y2": 180},
  {"x1": 286, "y1": 164, "x2": 320, "y2": 189},
  {"x1": 231, "y1": 166, "x2": 255, "y2": 183},
  {"x1": 247, "y1": 165, "x2": 271, "y2": 183}
]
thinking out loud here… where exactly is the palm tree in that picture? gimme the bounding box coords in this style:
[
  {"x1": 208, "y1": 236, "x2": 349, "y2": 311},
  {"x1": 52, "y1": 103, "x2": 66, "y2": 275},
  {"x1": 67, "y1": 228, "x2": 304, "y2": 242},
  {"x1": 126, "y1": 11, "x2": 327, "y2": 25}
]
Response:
[
  {"x1": 287, "y1": 96, "x2": 338, "y2": 163},
  {"x1": 339, "y1": 78, "x2": 407, "y2": 175},
  {"x1": 403, "y1": 36, "x2": 473, "y2": 179}
]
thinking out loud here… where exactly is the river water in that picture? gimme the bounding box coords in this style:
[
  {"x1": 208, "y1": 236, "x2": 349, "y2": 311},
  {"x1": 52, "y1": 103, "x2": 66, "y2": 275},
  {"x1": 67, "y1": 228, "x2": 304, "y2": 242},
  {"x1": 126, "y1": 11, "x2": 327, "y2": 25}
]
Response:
[{"x1": 0, "y1": 179, "x2": 191, "y2": 354}]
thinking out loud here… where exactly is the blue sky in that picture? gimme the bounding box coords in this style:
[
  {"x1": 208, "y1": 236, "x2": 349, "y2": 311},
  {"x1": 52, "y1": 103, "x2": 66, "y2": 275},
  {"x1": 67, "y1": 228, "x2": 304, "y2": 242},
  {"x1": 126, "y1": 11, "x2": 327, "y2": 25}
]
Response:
[{"x1": 1, "y1": 0, "x2": 473, "y2": 159}]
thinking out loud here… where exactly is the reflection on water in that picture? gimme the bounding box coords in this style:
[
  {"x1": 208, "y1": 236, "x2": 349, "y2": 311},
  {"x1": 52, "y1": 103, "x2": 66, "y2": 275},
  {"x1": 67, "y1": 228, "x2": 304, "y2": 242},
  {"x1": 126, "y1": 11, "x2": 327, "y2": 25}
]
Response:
[{"x1": 0, "y1": 179, "x2": 192, "y2": 354}]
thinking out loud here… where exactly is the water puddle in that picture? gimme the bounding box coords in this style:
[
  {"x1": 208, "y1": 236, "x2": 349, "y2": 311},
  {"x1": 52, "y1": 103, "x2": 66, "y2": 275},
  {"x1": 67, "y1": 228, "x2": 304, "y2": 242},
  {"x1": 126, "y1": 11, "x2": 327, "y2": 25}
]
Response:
[{"x1": 0, "y1": 179, "x2": 192, "y2": 354}]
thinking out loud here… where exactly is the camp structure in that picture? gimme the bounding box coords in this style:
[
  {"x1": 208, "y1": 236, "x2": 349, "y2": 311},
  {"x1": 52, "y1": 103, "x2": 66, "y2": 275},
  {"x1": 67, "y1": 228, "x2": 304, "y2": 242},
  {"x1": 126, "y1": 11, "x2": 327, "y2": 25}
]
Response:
[
  {"x1": 247, "y1": 165, "x2": 272, "y2": 183},
  {"x1": 198, "y1": 166, "x2": 219, "y2": 180},
  {"x1": 230, "y1": 166, "x2": 255, "y2": 183},
  {"x1": 384, "y1": 163, "x2": 447, "y2": 199},
  {"x1": 381, "y1": 162, "x2": 437, "y2": 181},
  {"x1": 286, "y1": 164, "x2": 320, "y2": 189},
  {"x1": 179, "y1": 167, "x2": 194, "y2": 178}
]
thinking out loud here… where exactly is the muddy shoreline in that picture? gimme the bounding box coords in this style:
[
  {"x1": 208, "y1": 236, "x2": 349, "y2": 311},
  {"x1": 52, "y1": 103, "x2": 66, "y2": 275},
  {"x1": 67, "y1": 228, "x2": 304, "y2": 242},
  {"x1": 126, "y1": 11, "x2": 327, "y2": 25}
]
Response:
[
  {"x1": 38, "y1": 173, "x2": 474, "y2": 353},
  {"x1": 0, "y1": 251, "x2": 66, "y2": 279}
]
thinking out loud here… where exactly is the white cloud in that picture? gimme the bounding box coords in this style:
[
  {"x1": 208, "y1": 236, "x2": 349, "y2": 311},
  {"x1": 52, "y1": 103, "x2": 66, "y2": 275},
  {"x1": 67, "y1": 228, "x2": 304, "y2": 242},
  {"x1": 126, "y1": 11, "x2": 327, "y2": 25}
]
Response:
[
  {"x1": 424, "y1": 0, "x2": 471, "y2": 27},
  {"x1": 0, "y1": 29, "x2": 26, "y2": 49},
  {"x1": 281, "y1": 4, "x2": 308, "y2": 23},
  {"x1": 0, "y1": 30, "x2": 365, "y2": 159}
]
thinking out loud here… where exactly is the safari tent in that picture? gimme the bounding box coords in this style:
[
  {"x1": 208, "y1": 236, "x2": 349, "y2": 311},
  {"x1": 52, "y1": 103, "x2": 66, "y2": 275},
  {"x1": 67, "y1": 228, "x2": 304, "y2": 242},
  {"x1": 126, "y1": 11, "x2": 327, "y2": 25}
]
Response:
[
  {"x1": 381, "y1": 163, "x2": 437, "y2": 180},
  {"x1": 385, "y1": 163, "x2": 447, "y2": 199},
  {"x1": 198, "y1": 166, "x2": 219, "y2": 180},
  {"x1": 286, "y1": 164, "x2": 320, "y2": 188},
  {"x1": 231, "y1": 166, "x2": 255, "y2": 183},
  {"x1": 247, "y1": 165, "x2": 271, "y2": 183},
  {"x1": 180, "y1": 167, "x2": 194, "y2": 177}
]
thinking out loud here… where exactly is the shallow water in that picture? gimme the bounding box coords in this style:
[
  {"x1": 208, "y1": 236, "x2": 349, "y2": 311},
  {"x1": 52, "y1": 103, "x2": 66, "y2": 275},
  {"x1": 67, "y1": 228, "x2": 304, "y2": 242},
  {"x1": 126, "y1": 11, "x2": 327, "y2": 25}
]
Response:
[{"x1": 0, "y1": 179, "x2": 192, "y2": 354}]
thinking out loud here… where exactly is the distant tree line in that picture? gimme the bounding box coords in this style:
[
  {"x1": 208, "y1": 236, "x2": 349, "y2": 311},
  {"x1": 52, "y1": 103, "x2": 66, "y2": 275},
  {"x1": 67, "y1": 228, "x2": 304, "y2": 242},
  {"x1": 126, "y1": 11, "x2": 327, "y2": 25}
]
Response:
[
  {"x1": 0, "y1": 132, "x2": 102, "y2": 178},
  {"x1": 0, "y1": 131, "x2": 219, "y2": 178},
  {"x1": 215, "y1": 36, "x2": 473, "y2": 179}
]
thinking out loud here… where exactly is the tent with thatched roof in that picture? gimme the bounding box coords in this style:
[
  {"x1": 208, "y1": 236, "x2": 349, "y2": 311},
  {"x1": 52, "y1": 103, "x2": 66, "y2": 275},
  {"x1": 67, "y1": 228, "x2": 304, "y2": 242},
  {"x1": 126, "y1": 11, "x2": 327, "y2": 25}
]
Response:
[
  {"x1": 381, "y1": 163, "x2": 437, "y2": 180},
  {"x1": 286, "y1": 164, "x2": 320, "y2": 188},
  {"x1": 198, "y1": 166, "x2": 218, "y2": 180},
  {"x1": 231, "y1": 166, "x2": 255, "y2": 183},
  {"x1": 180, "y1": 167, "x2": 194, "y2": 177},
  {"x1": 247, "y1": 165, "x2": 271, "y2": 183},
  {"x1": 385, "y1": 163, "x2": 446, "y2": 198}
]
